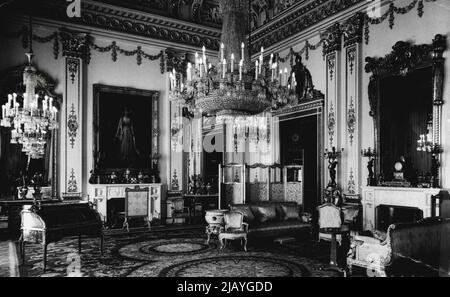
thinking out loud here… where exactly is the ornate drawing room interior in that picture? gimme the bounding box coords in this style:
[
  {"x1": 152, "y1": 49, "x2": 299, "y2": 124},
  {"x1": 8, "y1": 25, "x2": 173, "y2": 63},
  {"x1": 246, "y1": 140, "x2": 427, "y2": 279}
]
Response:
[{"x1": 0, "y1": 0, "x2": 449, "y2": 277}]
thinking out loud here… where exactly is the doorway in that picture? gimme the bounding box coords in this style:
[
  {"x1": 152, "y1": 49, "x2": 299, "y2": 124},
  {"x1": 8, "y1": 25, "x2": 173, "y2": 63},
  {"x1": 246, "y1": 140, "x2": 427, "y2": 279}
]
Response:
[{"x1": 280, "y1": 113, "x2": 320, "y2": 213}]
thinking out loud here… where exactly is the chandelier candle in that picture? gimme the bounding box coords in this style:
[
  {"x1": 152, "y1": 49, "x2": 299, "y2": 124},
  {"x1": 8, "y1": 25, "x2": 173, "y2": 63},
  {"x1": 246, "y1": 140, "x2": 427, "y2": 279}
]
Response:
[
  {"x1": 221, "y1": 43, "x2": 224, "y2": 61},
  {"x1": 223, "y1": 58, "x2": 227, "y2": 78},
  {"x1": 239, "y1": 59, "x2": 243, "y2": 81},
  {"x1": 284, "y1": 68, "x2": 288, "y2": 86},
  {"x1": 199, "y1": 58, "x2": 204, "y2": 77},
  {"x1": 187, "y1": 62, "x2": 192, "y2": 81},
  {"x1": 231, "y1": 53, "x2": 234, "y2": 73},
  {"x1": 241, "y1": 42, "x2": 245, "y2": 61}
]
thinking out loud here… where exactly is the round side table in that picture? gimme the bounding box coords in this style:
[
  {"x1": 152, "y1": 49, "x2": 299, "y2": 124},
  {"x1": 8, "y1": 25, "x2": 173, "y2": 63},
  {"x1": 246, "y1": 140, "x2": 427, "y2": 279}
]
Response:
[{"x1": 205, "y1": 209, "x2": 228, "y2": 244}]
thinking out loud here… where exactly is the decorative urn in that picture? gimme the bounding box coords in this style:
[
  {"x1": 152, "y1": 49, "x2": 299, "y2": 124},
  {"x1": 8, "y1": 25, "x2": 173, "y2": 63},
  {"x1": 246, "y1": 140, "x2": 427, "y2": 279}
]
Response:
[{"x1": 205, "y1": 209, "x2": 228, "y2": 227}]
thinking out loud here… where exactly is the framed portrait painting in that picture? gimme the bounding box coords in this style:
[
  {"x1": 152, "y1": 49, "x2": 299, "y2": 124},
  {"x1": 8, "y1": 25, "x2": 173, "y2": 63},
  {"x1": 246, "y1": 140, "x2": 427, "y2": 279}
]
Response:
[{"x1": 93, "y1": 84, "x2": 159, "y2": 174}]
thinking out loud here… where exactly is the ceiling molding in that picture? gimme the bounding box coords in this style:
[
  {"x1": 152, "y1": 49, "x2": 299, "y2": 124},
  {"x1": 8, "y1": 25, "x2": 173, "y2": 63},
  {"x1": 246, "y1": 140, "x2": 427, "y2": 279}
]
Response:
[
  {"x1": 249, "y1": 0, "x2": 365, "y2": 54},
  {"x1": 5, "y1": 0, "x2": 222, "y2": 51}
]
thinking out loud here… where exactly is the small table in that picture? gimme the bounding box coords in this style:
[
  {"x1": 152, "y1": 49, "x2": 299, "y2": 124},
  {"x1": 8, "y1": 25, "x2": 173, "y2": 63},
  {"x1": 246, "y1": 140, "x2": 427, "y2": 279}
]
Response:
[{"x1": 218, "y1": 232, "x2": 247, "y2": 251}]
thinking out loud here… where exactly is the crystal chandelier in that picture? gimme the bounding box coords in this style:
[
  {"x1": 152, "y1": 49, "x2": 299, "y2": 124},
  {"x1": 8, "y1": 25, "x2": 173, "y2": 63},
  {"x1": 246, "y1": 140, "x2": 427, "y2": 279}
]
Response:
[
  {"x1": 1, "y1": 20, "x2": 58, "y2": 159},
  {"x1": 169, "y1": 0, "x2": 296, "y2": 134}
]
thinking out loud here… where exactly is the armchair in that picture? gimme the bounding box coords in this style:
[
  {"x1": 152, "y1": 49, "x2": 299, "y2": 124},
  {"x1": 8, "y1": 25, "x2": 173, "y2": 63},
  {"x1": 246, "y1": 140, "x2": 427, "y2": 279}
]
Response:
[
  {"x1": 218, "y1": 211, "x2": 249, "y2": 251},
  {"x1": 347, "y1": 217, "x2": 450, "y2": 276},
  {"x1": 317, "y1": 203, "x2": 350, "y2": 268}
]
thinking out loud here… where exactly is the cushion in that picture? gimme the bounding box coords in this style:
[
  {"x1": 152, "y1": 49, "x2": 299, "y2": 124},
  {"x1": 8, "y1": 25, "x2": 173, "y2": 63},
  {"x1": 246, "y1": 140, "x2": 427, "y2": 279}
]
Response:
[
  {"x1": 251, "y1": 205, "x2": 277, "y2": 224},
  {"x1": 230, "y1": 205, "x2": 255, "y2": 222},
  {"x1": 280, "y1": 204, "x2": 301, "y2": 221}
]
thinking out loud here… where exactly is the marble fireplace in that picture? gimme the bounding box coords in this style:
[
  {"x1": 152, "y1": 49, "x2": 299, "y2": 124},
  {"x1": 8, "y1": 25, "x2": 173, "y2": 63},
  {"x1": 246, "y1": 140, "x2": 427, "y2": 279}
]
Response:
[{"x1": 361, "y1": 186, "x2": 440, "y2": 231}]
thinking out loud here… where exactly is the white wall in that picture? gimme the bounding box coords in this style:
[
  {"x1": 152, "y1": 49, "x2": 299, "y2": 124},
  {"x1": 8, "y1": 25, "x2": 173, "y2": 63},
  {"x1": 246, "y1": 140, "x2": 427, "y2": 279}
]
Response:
[{"x1": 0, "y1": 21, "x2": 171, "y2": 196}]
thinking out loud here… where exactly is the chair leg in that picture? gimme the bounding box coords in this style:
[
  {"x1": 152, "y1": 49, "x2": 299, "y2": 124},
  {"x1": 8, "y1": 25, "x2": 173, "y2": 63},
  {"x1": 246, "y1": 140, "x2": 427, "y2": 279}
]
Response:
[
  {"x1": 21, "y1": 238, "x2": 25, "y2": 265},
  {"x1": 330, "y1": 233, "x2": 338, "y2": 266},
  {"x1": 146, "y1": 217, "x2": 151, "y2": 231},
  {"x1": 43, "y1": 242, "x2": 47, "y2": 272},
  {"x1": 100, "y1": 234, "x2": 104, "y2": 256},
  {"x1": 123, "y1": 218, "x2": 129, "y2": 232},
  {"x1": 220, "y1": 238, "x2": 226, "y2": 250},
  {"x1": 243, "y1": 237, "x2": 248, "y2": 252},
  {"x1": 205, "y1": 227, "x2": 211, "y2": 244}
]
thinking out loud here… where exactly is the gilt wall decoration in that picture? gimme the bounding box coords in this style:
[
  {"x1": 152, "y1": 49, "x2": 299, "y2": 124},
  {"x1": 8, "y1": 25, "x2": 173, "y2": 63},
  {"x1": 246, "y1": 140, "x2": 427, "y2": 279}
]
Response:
[
  {"x1": 67, "y1": 59, "x2": 78, "y2": 84},
  {"x1": 322, "y1": 23, "x2": 342, "y2": 57},
  {"x1": 364, "y1": 0, "x2": 437, "y2": 45},
  {"x1": 347, "y1": 47, "x2": 356, "y2": 75},
  {"x1": 347, "y1": 97, "x2": 356, "y2": 146},
  {"x1": 348, "y1": 168, "x2": 356, "y2": 194},
  {"x1": 67, "y1": 168, "x2": 78, "y2": 193},
  {"x1": 67, "y1": 103, "x2": 79, "y2": 149},
  {"x1": 60, "y1": 28, "x2": 91, "y2": 63},
  {"x1": 327, "y1": 102, "x2": 336, "y2": 147}
]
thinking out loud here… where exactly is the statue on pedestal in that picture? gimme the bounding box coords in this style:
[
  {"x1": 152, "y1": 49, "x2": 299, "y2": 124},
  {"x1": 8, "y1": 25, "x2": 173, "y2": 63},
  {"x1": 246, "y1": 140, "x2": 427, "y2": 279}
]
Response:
[{"x1": 290, "y1": 53, "x2": 314, "y2": 100}]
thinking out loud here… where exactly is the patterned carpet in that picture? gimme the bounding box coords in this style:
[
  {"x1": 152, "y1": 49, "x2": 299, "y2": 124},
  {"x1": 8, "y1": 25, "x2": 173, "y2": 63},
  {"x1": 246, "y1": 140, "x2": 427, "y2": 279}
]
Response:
[{"x1": 18, "y1": 229, "x2": 342, "y2": 277}]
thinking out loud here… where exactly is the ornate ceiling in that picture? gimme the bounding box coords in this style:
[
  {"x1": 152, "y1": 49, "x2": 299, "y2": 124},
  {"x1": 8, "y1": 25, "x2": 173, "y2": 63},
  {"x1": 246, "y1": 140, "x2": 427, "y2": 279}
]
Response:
[
  {"x1": 1, "y1": 0, "x2": 365, "y2": 53},
  {"x1": 92, "y1": 0, "x2": 222, "y2": 28}
]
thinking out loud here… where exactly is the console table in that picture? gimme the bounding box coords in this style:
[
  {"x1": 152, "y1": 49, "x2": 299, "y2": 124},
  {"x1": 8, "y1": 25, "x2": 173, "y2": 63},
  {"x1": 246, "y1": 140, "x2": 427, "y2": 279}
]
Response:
[{"x1": 88, "y1": 184, "x2": 163, "y2": 224}]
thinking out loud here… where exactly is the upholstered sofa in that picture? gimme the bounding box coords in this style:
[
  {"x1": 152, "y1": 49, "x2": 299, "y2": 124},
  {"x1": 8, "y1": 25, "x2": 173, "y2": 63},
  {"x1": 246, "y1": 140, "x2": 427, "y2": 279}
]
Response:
[
  {"x1": 347, "y1": 217, "x2": 450, "y2": 276},
  {"x1": 229, "y1": 202, "x2": 311, "y2": 239}
]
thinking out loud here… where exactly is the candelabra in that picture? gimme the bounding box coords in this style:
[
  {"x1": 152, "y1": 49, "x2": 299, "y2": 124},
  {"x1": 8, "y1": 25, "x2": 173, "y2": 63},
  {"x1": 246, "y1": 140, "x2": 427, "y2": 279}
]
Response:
[
  {"x1": 361, "y1": 147, "x2": 377, "y2": 186},
  {"x1": 324, "y1": 147, "x2": 343, "y2": 188},
  {"x1": 416, "y1": 133, "x2": 433, "y2": 152}
]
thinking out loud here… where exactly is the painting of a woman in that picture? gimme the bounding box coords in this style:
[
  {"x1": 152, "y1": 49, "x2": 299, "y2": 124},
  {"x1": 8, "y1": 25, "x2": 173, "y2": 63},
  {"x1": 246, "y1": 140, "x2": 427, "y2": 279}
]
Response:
[
  {"x1": 115, "y1": 108, "x2": 139, "y2": 166},
  {"x1": 94, "y1": 84, "x2": 155, "y2": 172}
]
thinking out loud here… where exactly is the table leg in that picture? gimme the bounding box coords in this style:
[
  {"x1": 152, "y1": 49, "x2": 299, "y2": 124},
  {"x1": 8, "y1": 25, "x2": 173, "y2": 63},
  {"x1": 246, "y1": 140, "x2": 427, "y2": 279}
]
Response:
[
  {"x1": 206, "y1": 226, "x2": 211, "y2": 244},
  {"x1": 221, "y1": 238, "x2": 227, "y2": 250}
]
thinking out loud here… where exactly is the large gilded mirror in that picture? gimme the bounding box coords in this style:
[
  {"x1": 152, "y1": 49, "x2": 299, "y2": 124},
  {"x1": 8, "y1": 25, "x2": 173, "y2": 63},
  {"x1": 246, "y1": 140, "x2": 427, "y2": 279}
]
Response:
[
  {"x1": 0, "y1": 64, "x2": 61, "y2": 199},
  {"x1": 365, "y1": 34, "x2": 446, "y2": 188}
]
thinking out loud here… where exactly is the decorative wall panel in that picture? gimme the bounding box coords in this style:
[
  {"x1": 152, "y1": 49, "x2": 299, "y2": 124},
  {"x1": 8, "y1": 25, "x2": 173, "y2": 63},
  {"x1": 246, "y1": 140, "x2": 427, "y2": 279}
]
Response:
[
  {"x1": 63, "y1": 57, "x2": 82, "y2": 194},
  {"x1": 344, "y1": 43, "x2": 361, "y2": 195},
  {"x1": 325, "y1": 51, "x2": 340, "y2": 187}
]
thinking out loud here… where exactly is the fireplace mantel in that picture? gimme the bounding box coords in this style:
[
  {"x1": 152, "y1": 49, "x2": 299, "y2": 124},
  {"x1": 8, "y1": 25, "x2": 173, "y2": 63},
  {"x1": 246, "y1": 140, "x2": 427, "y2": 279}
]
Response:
[{"x1": 361, "y1": 186, "x2": 441, "y2": 231}]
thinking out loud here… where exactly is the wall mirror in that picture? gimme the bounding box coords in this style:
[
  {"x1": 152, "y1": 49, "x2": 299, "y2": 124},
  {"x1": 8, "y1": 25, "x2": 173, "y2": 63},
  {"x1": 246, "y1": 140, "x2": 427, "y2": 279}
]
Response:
[
  {"x1": 0, "y1": 64, "x2": 61, "y2": 199},
  {"x1": 365, "y1": 34, "x2": 446, "y2": 188}
]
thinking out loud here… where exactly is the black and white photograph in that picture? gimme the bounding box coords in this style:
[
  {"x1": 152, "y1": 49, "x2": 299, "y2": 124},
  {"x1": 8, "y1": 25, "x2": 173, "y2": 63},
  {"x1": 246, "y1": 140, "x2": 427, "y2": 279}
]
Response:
[{"x1": 0, "y1": 0, "x2": 449, "y2": 286}]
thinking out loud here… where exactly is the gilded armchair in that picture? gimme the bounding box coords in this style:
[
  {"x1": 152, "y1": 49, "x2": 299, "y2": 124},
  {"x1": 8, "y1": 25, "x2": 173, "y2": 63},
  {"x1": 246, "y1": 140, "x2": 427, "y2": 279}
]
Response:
[
  {"x1": 347, "y1": 217, "x2": 450, "y2": 277},
  {"x1": 317, "y1": 203, "x2": 350, "y2": 269},
  {"x1": 218, "y1": 211, "x2": 249, "y2": 251}
]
